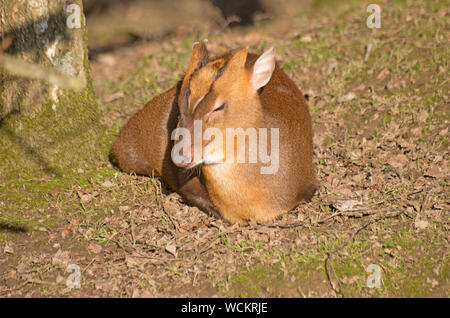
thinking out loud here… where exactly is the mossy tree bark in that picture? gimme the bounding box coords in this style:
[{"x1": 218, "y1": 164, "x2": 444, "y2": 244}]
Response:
[{"x1": 0, "y1": 0, "x2": 101, "y2": 179}]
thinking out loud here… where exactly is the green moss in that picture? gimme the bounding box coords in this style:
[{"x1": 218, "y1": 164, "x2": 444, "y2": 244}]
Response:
[
  {"x1": 216, "y1": 245, "x2": 326, "y2": 297},
  {"x1": 0, "y1": 85, "x2": 102, "y2": 179},
  {"x1": 219, "y1": 226, "x2": 447, "y2": 297},
  {"x1": 0, "y1": 166, "x2": 117, "y2": 242},
  {"x1": 382, "y1": 248, "x2": 448, "y2": 298}
]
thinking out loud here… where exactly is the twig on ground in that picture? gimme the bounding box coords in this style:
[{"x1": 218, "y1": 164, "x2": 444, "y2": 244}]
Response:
[
  {"x1": 130, "y1": 217, "x2": 136, "y2": 246},
  {"x1": 155, "y1": 181, "x2": 178, "y2": 231},
  {"x1": 82, "y1": 257, "x2": 97, "y2": 274},
  {"x1": 364, "y1": 40, "x2": 373, "y2": 61},
  {"x1": 270, "y1": 212, "x2": 342, "y2": 229},
  {"x1": 195, "y1": 227, "x2": 244, "y2": 259},
  {"x1": 349, "y1": 211, "x2": 403, "y2": 243},
  {"x1": 325, "y1": 252, "x2": 343, "y2": 297},
  {"x1": 0, "y1": 53, "x2": 85, "y2": 90},
  {"x1": 415, "y1": 190, "x2": 431, "y2": 221},
  {"x1": 324, "y1": 210, "x2": 404, "y2": 296},
  {"x1": 0, "y1": 280, "x2": 29, "y2": 296}
]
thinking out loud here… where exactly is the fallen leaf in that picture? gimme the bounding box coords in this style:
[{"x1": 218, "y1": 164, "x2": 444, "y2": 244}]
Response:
[
  {"x1": 387, "y1": 153, "x2": 408, "y2": 169},
  {"x1": 97, "y1": 53, "x2": 116, "y2": 66},
  {"x1": 132, "y1": 288, "x2": 140, "y2": 298},
  {"x1": 418, "y1": 110, "x2": 428, "y2": 122},
  {"x1": 341, "y1": 275, "x2": 360, "y2": 285},
  {"x1": 163, "y1": 200, "x2": 179, "y2": 215},
  {"x1": 299, "y1": 35, "x2": 312, "y2": 42},
  {"x1": 4, "y1": 243, "x2": 14, "y2": 254},
  {"x1": 88, "y1": 243, "x2": 102, "y2": 254},
  {"x1": 95, "y1": 281, "x2": 114, "y2": 292},
  {"x1": 424, "y1": 165, "x2": 443, "y2": 178},
  {"x1": 77, "y1": 190, "x2": 93, "y2": 204},
  {"x1": 119, "y1": 205, "x2": 130, "y2": 212},
  {"x1": 56, "y1": 274, "x2": 65, "y2": 284},
  {"x1": 125, "y1": 255, "x2": 140, "y2": 268},
  {"x1": 50, "y1": 188, "x2": 60, "y2": 197},
  {"x1": 377, "y1": 68, "x2": 390, "y2": 80},
  {"x1": 104, "y1": 91, "x2": 124, "y2": 103},
  {"x1": 414, "y1": 219, "x2": 429, "y2": 230},
  {"x1": 411, "y1": 127, "x2": 422, "y2": 136},
  {"x1": 62, "y1": 226, "x2": 71, "y2": 238},
  {"x1": 397, "y1": 138, "x2": 412, "y2": 149},
  {"x1": 101, "y1": 180, "x2": 114, "y2": 188},
  {"x1": 333, "y1": 199, "x2": 364, "y2": 212},
  {"x1": 140, "y1": 289, "x2": 153, "y2": 298},
  {"x1": 385, "y1": 76, "x2": 406, "y2": 90},
  {"x1": 6, "y1": 270, "x2": 17, "y2": 280},
  {"x1": 338, "y1": 92, "x2": 356, "y2": 103},
  {"x1": 165, "y1": 243, "x2": 177, "y2": 257},
  {"x1": 52, "y1": 249, "x2": 70, "y2": 267},
  {"x1": 16, "y1": 262, "x2": 26, "y2": 273}
]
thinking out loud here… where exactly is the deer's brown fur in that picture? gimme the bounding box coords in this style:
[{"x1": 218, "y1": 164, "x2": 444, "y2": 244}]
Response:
[{"x1": 111, "y1": 41, "x2": 317, "y2": 224}]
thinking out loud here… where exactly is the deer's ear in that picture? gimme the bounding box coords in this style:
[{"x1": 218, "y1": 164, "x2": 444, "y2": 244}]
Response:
[
  {"x1": 183, "y1": 41, "x2": 209, "y2": 86},
  {"x1": 228, "y1": 47, "x2": 248, "y2": 69},
  {"x1": 250, "y1": 47, "x2": 275, "y2": 91},
  {"x1": 217, "y1": 47, "x2": 248, "y2": 83},
  {"x1": 179, "y1": 40, "x2": 209, "y2": 109}
]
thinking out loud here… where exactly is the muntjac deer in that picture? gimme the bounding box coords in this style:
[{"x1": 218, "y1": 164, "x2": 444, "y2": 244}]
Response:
[{"x1": 110, "y1": 41, "x2": 317, "y2": 224}]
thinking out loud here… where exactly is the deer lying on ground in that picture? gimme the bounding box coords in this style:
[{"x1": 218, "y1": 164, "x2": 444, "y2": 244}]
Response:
[{"x1": 110, "y1": 41, "x2": 317, "y2": 224}]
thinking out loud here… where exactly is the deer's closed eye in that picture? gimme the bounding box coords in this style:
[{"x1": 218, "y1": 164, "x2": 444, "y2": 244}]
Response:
[
  {"x1": 213, "y1": 102, "x2": 226, "y2": 112},
  {"x1": 206, "y1": 102, "x2": 226, "y2": 123}
]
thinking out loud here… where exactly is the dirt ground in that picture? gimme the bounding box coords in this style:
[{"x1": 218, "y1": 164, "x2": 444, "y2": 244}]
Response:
[{"x1": 0, "y1": 0, "x2": 448, "y2": 297}]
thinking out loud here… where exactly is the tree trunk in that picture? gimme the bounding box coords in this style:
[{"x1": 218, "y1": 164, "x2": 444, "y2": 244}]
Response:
[{"x1": 0, "y1": 0, "x2": 101, "y2": 179}]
